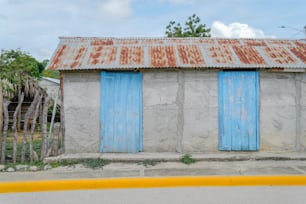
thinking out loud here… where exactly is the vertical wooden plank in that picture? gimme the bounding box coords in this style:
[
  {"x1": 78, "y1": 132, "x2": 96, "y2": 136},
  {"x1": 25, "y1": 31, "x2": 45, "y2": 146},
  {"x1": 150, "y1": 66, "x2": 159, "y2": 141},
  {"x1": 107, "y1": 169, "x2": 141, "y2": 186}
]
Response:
[
  {"x1": 218, "y1": 71, "x2": 259, "y2": 151},
  {"x1": 100, "y1": 72, "x2": 142, "y2": 153}
]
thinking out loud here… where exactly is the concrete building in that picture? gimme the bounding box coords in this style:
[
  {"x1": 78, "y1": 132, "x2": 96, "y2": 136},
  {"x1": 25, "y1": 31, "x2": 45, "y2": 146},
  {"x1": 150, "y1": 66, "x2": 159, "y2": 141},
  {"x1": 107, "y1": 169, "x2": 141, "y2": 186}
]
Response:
[
  {"x1": 47, "y1": 37, "x2": 306, "y2": 154},
  {"x1": 39, "y1": 77, "x2": 60, "y2": 104}
]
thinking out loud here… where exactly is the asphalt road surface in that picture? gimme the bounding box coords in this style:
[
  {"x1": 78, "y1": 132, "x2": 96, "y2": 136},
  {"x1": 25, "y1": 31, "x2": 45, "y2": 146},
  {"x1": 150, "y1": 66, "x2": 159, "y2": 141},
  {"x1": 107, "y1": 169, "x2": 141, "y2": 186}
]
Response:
[{"x1": 1, "y1": 186, "x2": 306, "y2": 204}]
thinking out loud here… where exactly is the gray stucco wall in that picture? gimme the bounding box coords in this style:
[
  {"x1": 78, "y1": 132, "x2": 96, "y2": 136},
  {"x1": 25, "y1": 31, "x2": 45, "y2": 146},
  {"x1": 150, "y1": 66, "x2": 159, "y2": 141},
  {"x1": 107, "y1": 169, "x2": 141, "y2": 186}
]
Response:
[
  {"x1": 63, "y1": 70, "x2": 306, "y2": 153},
  {"x1": 143, "y1": 70, "x2": 218, "y2": 153},
  {"x1": 63, "y1": 72, "x2": 100, "y2": 153},
  {"x1": 259, "y1": 72, "x2": 306, "y2": 152},
  {"x1": 300, "y1": 73, "x2": 306, "y2": 151}
]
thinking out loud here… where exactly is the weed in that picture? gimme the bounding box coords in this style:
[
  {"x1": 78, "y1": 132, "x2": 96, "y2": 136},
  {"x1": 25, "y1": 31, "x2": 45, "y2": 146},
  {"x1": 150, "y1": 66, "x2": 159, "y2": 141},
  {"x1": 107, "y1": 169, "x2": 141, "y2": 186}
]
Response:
[
  {"x1": 80, "y1": 159, "x2": 110, "y2": 169},
  {"x1": 139, "y1": 160, "x2": 158, "y2": 167},
  {"x1": 180, "y1": 154, "x2": 196, "y2": 165}
]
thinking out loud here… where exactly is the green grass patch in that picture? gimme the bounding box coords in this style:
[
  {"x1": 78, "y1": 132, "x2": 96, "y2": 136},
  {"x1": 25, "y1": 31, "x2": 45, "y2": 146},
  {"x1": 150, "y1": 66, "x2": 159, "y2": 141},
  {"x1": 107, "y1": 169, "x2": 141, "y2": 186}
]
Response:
[
  {"x1": 50, "y1": 159, "x2": 111, "y2": 169},
  {"x1": 138, "y1": 160, "x2": 158, "y2": 167},
  {"x1": 180, "y1": 154, "x2": 196, "y2": 165}
]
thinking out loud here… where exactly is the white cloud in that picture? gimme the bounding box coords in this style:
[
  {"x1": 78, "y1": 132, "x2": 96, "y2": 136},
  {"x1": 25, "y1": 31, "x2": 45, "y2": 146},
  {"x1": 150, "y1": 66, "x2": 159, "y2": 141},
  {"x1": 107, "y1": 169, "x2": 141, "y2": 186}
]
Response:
[
  {"x1": 211, "y1": 21, "x2": 274, "y2": 38},
  {"x1": 97, "y1": 0, "x2": 133, "y2": 19}
]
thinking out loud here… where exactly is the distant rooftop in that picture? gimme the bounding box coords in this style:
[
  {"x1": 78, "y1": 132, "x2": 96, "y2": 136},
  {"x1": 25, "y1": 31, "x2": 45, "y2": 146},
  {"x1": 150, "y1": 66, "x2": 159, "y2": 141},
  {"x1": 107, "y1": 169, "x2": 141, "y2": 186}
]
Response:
[
  {"x1": 48, "y1": 37, "x2": 306, "y2": 70},
  {"x1": 41, "y1": 77, "x2": 60, "y2": 84}
]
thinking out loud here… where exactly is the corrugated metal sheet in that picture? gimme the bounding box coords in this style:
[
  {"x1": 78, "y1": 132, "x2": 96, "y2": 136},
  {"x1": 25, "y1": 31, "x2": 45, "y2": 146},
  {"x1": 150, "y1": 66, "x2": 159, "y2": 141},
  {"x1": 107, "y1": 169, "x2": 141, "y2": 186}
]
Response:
[{"x1": 47, "y1": 37, "x2": 306, "y2": 70}]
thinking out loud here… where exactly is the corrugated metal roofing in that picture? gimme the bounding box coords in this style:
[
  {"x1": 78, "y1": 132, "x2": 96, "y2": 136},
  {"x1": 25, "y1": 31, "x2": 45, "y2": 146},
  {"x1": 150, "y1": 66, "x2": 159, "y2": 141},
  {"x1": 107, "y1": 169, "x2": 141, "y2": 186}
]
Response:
[{"x1": 47, "y1": 37, "x2": 306, "y2": 70}]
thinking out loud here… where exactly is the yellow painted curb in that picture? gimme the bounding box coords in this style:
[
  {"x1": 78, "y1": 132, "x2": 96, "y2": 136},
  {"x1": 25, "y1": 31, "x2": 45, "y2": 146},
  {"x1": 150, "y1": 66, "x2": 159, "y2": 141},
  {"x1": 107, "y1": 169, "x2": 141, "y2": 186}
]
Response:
[{"x1": 1, "y1": 176, "x2": 306, "y2": 194}]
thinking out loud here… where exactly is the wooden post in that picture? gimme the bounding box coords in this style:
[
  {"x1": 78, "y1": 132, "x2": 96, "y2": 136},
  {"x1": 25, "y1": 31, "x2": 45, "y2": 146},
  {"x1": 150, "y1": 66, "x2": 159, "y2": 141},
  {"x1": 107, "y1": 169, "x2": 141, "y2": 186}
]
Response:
[
  {"x1": 41, "y1": 96, "x2": 50, "y2": 160},
  {"x1": 0, "y1": 78, "x2": 3, "y2": 155},
  {"x1": 12, "y1": 92, "x2": 24, "y2": 163},
  {"x1": 48, "y1": 88, "x2": 59, "y2": 147},
  {"x1": 21, "y1": 91, "x2": 39, "y2": 162},
  {"x1": 52, "y1": 122, "x2": 60, "y2": 156},
  {"x1": 29, "y1": 94, "x2": 42, "y2": 163},
  {"x1": 60, "y1": 72, "x2": 65, "y2": 153},
  {"x1": 1, "y1": 100, "x2": 11, "y2": 164}
]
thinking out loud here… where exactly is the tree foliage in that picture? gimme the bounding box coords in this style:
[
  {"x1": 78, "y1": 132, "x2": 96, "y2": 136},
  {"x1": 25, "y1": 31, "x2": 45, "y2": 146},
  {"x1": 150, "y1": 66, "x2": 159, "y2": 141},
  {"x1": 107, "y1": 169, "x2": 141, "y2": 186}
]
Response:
[
  {"x1": 165, "y1": 14, "x2": 211, "y2": 37},
  {"x1": 0, "y1": 49, "x2": 42, "y2": 82},
  {"x1": 0, "y1": 49, "x2": 44, "y2": 97}
]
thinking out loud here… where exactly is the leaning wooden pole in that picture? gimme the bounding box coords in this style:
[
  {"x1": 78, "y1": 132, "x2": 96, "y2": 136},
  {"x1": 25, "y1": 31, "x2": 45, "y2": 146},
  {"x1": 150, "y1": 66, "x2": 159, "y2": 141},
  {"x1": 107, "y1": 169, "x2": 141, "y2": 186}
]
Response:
[
  {"x1": 41, "y1": 96, "x2": 50, "y2": 160},
  {"x1": 60, "y1": 72, "x2": 65, "y2": 153},
  {"x1": 12, "y1": 92, "x2": 24, "y2": 163},
  {"x1": 0, "y1": 78, "x2": 3, "y2": 155},
  {"x1": 21, "y1": 91, "x2": 39, "y2": 162},
  {"x1": 29, "y1": 94, "x2": 42, "y2": 163},
  {"x1": 1, "y1": 100, "x2": 11, "y2": 164}
]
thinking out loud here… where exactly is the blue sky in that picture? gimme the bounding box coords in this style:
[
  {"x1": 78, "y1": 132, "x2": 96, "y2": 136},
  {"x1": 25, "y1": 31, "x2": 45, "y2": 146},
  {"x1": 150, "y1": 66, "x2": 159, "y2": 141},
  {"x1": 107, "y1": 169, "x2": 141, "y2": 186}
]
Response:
[{"x1": 0, "y1": 0, "x2": 305, "y2": 61}]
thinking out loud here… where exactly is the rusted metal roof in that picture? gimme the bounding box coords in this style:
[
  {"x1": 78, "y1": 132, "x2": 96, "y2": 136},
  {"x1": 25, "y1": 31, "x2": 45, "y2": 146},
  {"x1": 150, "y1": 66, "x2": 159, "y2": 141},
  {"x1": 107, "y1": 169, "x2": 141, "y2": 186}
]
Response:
[{"x1": 47, "y1": 37, "x2": 306, "y2": 70}]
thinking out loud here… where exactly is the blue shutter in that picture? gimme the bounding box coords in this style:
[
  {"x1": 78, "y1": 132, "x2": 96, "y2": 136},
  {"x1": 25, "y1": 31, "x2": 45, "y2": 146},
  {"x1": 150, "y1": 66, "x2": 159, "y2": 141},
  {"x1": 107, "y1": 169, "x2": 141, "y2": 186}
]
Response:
[
  {"x1": 218, "y1": 71, "x2": 259, "y2": 151},
  {"x1": 100, "y1": 72, "x2": 142, "y2": 153}
]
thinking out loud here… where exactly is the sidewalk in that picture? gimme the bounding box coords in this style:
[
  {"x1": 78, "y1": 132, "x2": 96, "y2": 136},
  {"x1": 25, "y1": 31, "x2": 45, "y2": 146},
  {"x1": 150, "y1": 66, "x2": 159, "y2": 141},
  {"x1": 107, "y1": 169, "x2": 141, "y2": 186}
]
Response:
[
  {"x1": 0, "y1": 152, "x2": 306, "y2": 182},
  {"x1": 45, "y1": 151, "x2": 306, "y2": 162}
]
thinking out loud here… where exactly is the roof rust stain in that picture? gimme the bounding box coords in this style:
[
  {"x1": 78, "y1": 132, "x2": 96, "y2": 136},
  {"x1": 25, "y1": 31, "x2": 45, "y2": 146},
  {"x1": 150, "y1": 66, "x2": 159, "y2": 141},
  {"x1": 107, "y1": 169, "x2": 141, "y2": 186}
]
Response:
[
  {"x1": 70, "y1": 46, "x2": 87, "y2": 69},
  {"x1": 48, "y1": 38, "x2": 306, "y2": 70},
  {"x1": 193, "y1": 38, "x2": 215, "y2": 45},
  {"x1": 206, "y1": 45, "x2": 234, "y2": 64},
  {"x1": 150, "y1": 46, "x2": 177, "y2": 67},
  {"x1": 88, "y1": 46, "x2": 117, "y2": 65},
  {"x1": 177, "y1": 45, "x2": 205, "y2": 65},
  {"x1": 290, "y1": 46, "x2": 306, "y2": 63},
  {"x1": 244, "y1": 39, "x2": 267, "y2": 46},
  {"x1": 117, "y1": 39, "x2": 140, "y2": 45},
  {"x1": 263, "y1": 47, "x2": 296, "y2": 64},
  {"x1": 232, "y1": 46, "x2": 266, "y2": 65},
  {"x1": 120, "y1": 46, "x2": 144, "y2": 65},
  {"x1": 217, "y1": 39, "x2": 240, "y2": 45},
  {"x1": 266, "y1": 39, "x2": 293, "y2": 46},
  {"x1": 49, "y1": 45, "x2": 67, "y2": 70},
  {"x1": 90, "y1": 39, "x2": 114, "y2": 46}
]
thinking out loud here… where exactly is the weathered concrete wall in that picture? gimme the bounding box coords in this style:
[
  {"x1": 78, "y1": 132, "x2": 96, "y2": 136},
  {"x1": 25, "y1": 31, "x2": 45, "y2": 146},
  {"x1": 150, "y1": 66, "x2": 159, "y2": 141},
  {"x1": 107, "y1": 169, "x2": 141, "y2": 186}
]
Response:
[
  {"x1": 143, "y1": 70, "x2": 218, "y2": 153},
  {"x1": 301, "y1": 73, "x2": 306, "y2": 151},
  {"x1": 63, "y1": 72, "x2": 100, "y2": 153},
  {"x1": 260, "y1": 72, "x2": 298, "y2": 151},
  {"x1": 63, "y1": 70, "x2": 306, "y2": 154},
  {"x1": 182, "y1": 71, "x2": 218, "y2": 152}
]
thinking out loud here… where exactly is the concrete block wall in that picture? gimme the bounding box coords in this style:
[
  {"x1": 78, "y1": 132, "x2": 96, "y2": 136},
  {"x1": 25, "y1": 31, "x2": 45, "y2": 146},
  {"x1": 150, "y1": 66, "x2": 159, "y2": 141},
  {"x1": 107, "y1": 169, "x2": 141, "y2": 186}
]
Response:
[
  {"x1": 143, "y1": 70, "x2": 218, "y2": 153},
  {"x1": 259, "y1": 72, "x2": 297, "y2": 151},
  {"x1": 62, "y1": 70, "x2": 306, "y2": 153},
  {"x1": 301, "y1": 73, "x2": 306, "y2": 151},
  {"x1": 63, "y1": 72, "x2": 100, "y2": 153}
]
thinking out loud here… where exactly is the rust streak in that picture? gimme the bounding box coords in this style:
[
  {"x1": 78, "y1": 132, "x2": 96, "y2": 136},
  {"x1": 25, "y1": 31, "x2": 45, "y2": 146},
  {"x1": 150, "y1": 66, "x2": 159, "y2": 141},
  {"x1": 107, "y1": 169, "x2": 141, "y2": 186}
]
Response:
[
  {"x1": 150, "y1": 46, "x2": 176, "y2": 67},
  {"x1": 90, "y1": 39, "x2": 114, "y2": 46},
  {"x1": 177, "y1": 45, "x2": 204, "y2": 65},
  {"x1": 206, "y1": 46, "x2": 234, "y2": 64},
  {"x1": 120, "y1": 47, "x2": 143, "y2": 65},
  {"x1": 264, "y1": 47, "x2": 296, "y2": 64},
  {"x1": 49, "y1": 45, "x2": 67, "y2": 69},
  {"x1": 290, "y1": 47, "x2": 306, "y2": 63},
  {"x1": 70, "y1": 47, "x2": 87, "y2": 69},
  {"x1": 233, "y1": 46, "x2": 266, "y2": 65}
]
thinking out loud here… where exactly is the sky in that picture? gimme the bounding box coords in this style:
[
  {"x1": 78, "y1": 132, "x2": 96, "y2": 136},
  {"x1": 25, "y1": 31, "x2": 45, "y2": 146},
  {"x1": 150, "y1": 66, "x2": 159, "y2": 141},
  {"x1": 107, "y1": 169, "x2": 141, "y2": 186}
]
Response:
[{"x1": 0, "y1": 0, "x2": 305, "y2": 61}]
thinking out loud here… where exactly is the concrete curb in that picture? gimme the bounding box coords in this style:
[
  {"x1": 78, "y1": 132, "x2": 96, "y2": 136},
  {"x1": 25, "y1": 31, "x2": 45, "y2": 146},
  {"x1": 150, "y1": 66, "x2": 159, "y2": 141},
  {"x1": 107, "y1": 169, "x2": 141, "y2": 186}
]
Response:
[
  {"x1": 44, "y1": 152, "x2": 306, "y2": 163},
  {"x1": 1, "y1": 176, "x2": 306, "y2": 194}
]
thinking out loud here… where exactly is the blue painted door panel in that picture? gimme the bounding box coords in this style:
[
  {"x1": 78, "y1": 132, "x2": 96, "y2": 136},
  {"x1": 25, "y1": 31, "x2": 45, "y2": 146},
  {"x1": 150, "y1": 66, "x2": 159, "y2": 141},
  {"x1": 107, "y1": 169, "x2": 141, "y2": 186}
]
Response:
[
  {"x1": 100, "y1": 72, "x2": 142, "y2": 153},
  {"x1": 218, "y1": 71, "x2": 259, "y2": 151}
]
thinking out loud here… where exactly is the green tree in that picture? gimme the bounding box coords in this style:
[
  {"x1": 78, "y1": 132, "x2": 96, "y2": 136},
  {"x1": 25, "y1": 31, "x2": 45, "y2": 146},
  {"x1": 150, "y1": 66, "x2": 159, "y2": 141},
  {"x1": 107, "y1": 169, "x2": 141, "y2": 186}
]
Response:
[
  {"x1": 0, "y1": 49, "x2": 42, "y2": 138},
  {"x1": 0, "y1": 49, "x2": 41, "y2": 86},
  {"x1": 166, "y1": 14, "x2": 211, "y2": 37}
]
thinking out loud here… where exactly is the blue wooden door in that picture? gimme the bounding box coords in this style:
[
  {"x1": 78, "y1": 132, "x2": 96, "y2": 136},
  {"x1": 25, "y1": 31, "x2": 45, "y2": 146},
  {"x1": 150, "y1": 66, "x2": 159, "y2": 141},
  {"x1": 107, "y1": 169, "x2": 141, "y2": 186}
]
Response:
[
  {"x1": 218, "y1": 71, "x2": 259, "y2": 151},
  {"x1": 100, "y1": 72, "x2": 142, "y2": 153}
]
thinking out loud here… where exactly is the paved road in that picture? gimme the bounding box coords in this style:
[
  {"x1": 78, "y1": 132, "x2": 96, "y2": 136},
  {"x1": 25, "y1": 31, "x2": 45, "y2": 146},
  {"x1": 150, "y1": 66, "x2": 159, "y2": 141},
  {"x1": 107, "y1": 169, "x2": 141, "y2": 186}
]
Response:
[{"x1": 1, "y1": 186, "x2": 306, "y2": 204}]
